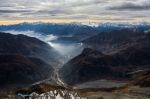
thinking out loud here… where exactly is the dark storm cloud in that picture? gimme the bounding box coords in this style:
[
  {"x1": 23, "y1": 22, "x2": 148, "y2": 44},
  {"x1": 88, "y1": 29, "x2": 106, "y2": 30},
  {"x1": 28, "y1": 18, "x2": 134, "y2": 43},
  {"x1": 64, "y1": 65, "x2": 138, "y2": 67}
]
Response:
[
  {"x1": 37, "y1": 9, "x2": 73, "y2": 15},
  {"x1": 0, "y1": 9, "x2": 31, "y2": 13},
  {"x1": 69, "y1": 0, "x2": 108, "y2": 7},
  {"x1": 109, "y1": 2, "x2": 150, "y2": 11}
]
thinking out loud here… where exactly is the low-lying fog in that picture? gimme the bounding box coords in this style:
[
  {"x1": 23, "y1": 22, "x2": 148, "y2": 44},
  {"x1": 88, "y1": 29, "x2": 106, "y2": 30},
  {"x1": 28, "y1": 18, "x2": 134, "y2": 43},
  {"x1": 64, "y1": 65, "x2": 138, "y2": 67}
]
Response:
[{"x1": 3, "y1": 30, "x2": 84, "y2": 64}]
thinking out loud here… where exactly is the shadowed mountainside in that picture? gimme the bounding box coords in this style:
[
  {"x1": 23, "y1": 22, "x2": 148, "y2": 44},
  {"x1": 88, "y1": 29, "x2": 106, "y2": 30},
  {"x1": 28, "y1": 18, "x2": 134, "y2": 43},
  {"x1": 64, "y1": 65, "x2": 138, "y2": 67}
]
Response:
[
  {"x1": 0, "y1": 32, "x2": 61, "y2": 66},
  {"x1": 82, "y1": 29, "x2": 149, "y2": 53},
  {"x1": 0, "y1": 32, "x2": 57, "y2": 89},
  {"x1": 0, "y1": 54, "x2": 54, "y2": 88},
  {"x1": 60, "y1": 37, "x2": 150, "y2": 85}
]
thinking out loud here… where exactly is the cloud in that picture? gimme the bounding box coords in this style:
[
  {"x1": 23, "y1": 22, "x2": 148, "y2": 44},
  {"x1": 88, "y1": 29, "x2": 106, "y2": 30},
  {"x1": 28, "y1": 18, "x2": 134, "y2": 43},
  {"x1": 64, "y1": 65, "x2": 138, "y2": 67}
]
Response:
[
  {"x1": 3, "y1": 30, "x2": 58, "y2": 42},
  {"x1": 108, "y1": 2, "x2": 150, "y2": 11},
  {"x1": 2, "y1": 30, "x2": 83, "y2": 60},
  {"x1": 0, "y1": 0, "x2": 150, "y2": 23},
  {"x1": 0, "y1": 9, "x2": 31, "y2": 13}
]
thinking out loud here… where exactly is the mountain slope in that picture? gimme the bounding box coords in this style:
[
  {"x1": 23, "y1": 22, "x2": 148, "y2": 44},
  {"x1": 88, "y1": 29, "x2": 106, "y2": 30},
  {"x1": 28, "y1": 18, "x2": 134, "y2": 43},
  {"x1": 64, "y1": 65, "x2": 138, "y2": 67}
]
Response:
[
  {"x1": 82, "y1": 29, "x2": 148, "y2": 53},
  {"x1": 130, "y1": 69, "x2": 150, "y2": 87},
  {"x1": 60, "y1": 41, "x2": 150, "y2": 85},
  {"x1": 0, "y1": 33, "x2": 57, "y2": 89},
  {"x1": 0, "y1": 32, "x2": 61, "y2": 66},
  {"x1": 0, "y1": 54, "x2": 54, "y2": 88}
]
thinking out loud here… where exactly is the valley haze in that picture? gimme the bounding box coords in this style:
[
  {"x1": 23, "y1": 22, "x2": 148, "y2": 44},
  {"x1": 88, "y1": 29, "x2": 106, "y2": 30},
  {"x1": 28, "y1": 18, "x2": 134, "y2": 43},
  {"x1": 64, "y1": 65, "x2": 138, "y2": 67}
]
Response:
[{"x1": 0, "y1": 0, "x2": 150, "y2": 99}]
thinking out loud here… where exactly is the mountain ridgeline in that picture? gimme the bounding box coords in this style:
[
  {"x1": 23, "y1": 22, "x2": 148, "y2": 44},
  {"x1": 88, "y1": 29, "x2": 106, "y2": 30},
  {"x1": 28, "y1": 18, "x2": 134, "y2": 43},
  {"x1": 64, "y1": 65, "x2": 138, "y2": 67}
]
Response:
[
  {"x1": 0, "y1": 32, "x2": 61, "y2": 65},
  {"x1": 0, "y1": 32, "x2": 58, "y2": 88},
  {"x1": 60, "y1": 44, "x2": 150, "y2": 85},
  {"x1": 1, "y1": 22, "x2": 150, "y2": 42},
  {"x1": 60, "y1": 27, "x2": 150, "y2": 85},
  {"x1": 82, "y1": 29, "x2": 149, "y2": 53},
  {"x1": 0, "y1": 23, "x2": 150, "y2": 96}
]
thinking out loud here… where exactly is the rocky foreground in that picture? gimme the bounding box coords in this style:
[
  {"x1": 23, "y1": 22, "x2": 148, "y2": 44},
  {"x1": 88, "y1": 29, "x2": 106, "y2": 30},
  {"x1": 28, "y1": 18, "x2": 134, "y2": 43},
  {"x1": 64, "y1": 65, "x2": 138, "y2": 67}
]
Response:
[{"x1": 0, "y1": 83, "x2": 150, "y2": 99}]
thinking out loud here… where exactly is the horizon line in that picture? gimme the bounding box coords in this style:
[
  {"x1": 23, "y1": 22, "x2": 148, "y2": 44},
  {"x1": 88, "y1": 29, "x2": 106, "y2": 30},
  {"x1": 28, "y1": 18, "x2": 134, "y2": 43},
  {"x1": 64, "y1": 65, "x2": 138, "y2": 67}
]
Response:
[{"x1": 0, "y1": 19, "x2": 150, "y2": 25}]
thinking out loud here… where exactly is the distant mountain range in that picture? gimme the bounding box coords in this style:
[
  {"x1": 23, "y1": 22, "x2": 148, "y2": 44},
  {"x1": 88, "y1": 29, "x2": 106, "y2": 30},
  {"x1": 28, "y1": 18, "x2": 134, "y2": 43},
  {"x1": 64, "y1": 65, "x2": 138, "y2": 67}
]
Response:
[
  {"x1": 0, "y1": 22, "x2": 150, "y2": 42},
  {"x1": 0, "y1": 22, "x2": 99, "y2": 41},
  {"x1": 82, "y1": 28, "x2": 149, "y2": 53}
]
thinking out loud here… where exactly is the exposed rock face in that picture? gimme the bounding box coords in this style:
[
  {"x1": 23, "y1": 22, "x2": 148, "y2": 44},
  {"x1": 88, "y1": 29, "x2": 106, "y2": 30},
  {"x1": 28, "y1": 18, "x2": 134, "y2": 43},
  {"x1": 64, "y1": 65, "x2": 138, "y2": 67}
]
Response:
[
  {"x1": 60, "y1": 43, "x2": 150, "y2": 85},
  {"x1": 131, "y1": 69, "x2": 150, "y2": 87}
]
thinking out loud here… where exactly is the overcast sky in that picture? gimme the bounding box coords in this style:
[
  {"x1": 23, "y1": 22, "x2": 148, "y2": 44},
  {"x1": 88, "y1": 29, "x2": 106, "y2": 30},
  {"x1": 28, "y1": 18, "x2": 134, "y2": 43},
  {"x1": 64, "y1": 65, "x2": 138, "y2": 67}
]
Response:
[{"x1": 0, "y1": 0, "x2": 150, "y2": 24}]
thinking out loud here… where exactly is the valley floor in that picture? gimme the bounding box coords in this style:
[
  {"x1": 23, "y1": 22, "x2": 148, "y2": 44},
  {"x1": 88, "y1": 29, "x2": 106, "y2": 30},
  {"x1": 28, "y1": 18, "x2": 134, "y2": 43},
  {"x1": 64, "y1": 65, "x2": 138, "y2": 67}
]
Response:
[
  {"x1": 78, "y1": 86, "x2": 150, "y2": 99},
  {"x1": 74, "y1": 80, "x2": 127, "y2": 89}
]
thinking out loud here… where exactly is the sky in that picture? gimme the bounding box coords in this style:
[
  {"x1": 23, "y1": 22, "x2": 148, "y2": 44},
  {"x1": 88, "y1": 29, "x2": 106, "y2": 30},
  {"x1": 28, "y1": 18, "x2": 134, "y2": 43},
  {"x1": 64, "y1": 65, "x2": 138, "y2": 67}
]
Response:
[{"x1": 0, "y1": 0, "x2": 150, "y2": 24}]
